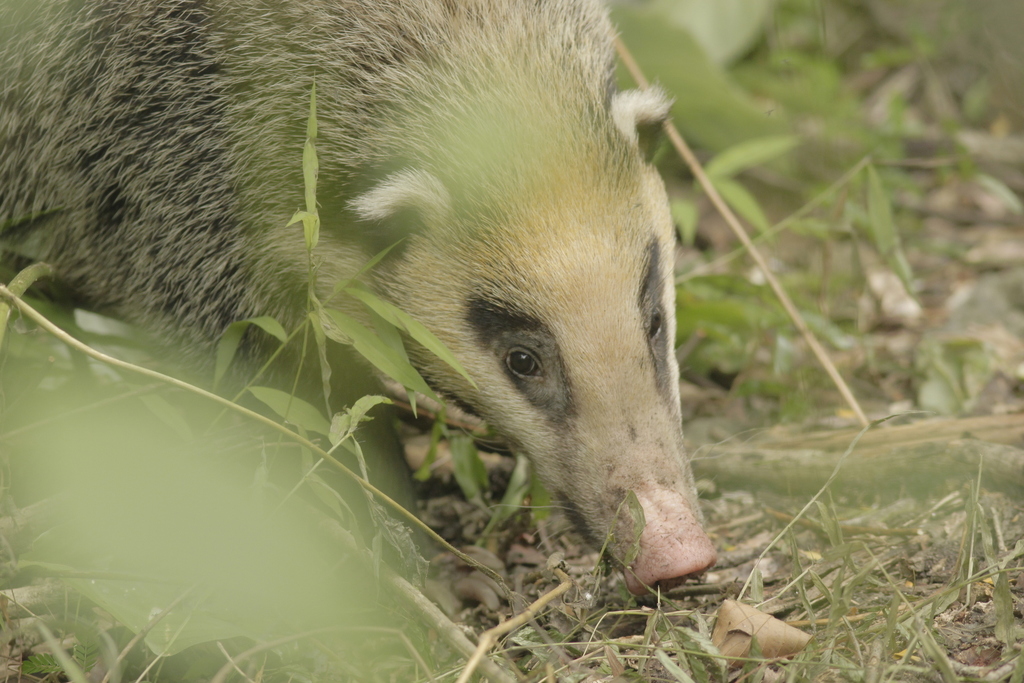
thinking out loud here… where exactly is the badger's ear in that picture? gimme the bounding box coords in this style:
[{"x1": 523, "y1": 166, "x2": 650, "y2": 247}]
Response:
[
  {"x1": 348, "y1": 169, "x2": 450, "y2": 253},
  {"x1": 610, "y1": 87, "x2": 672, "y2": 163}
]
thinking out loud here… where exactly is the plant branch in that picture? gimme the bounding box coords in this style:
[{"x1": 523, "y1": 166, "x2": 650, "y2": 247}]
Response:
[
  {"x1": 0, "y1": 261, "x2": 53, "y2": 349},
  {"x1": 455, "y1": 567, "x2": 574, "y2": 683},
  {"x1": 615, "y1": 38, "x2": 869, "y2": 428}
]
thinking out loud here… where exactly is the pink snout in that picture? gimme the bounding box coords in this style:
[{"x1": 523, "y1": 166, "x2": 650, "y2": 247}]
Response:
[{"x1": 623, "y1": 488, "x2": 717, "y2": 595}]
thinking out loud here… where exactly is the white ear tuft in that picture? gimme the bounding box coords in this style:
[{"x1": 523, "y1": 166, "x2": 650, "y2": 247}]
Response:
[
  {"x1": 610, "y1": 87, "x2": 672, "y2": 144},
  {"x1": 349, "y1": 169, "x2": 451, "y2": 225}
]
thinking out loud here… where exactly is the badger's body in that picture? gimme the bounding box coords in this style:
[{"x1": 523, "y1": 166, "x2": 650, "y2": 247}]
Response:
[{"x1": 0, "y1": 0, "x2": 716, "y2": 593}]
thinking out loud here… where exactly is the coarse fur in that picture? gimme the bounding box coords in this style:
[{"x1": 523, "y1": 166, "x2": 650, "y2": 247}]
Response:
[{"x1": 0, "y1": 0, "x2": 716, "y2": 591}]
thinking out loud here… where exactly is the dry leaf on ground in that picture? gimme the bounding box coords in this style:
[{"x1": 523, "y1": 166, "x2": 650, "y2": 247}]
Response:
[{"x1": 712, "y1": 599, "x2": 812, "y2": 664}]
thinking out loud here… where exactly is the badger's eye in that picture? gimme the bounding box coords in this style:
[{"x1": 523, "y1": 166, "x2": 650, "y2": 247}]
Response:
[
  {"x1": 506, "y1": 348, "x2": 541, "y2": 377},
  {"x1": 648, "y1": 310, "x2": 663, "y2": 340}
]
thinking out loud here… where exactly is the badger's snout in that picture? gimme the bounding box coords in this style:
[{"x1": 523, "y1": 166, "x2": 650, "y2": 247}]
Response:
[{"x1": 624, "y1": 488, "x2": 717, "y2": 595}]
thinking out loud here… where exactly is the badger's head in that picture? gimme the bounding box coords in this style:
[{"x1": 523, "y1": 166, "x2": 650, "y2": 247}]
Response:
[{"x1": 344, "y1": 57, "x2": 716, "y2": 592}]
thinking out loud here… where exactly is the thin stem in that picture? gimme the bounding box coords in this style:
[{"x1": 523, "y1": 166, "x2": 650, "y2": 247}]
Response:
[{"x1": 615, "y1": 38, "x2": 869, "y2": 428}]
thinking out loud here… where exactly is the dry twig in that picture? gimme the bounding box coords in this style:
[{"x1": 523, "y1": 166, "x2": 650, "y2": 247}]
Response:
[
  {"x1": 614, "y1": 39, "x2": 869, "y2": 428},
  {"x1": 455, "y1": 567, "x2": 575, "y2": 683}
]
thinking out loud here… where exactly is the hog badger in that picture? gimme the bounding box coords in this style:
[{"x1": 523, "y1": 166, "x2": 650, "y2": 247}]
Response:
[{"x1": 0, "y1": 0, "x2": 717, "y2": 594}]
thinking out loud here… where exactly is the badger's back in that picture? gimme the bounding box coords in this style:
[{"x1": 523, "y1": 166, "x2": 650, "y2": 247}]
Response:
[
  {"x1": 0, "y1": 0, "x2": 620, "y2": 358},
  {"x1": 1, "y1": 1, "x2": 251, "y2": 357}
]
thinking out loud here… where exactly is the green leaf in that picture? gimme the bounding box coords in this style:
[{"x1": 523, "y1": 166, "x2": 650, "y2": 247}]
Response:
[
  {"x1": 673, "y1": 624, "x2": 725, "y2": 681},
  {"x1": 750, "y1": 564, "x2": 764, "y2": 602},
  {"x1": 367, "y1": 307, "x2": 410, "y2": 362},
  {"x1": 611, "y1": 6, "x2": 787, "y2": 151},
  {"x1": 72, "y1": 643, "x2": 98, "y2": 673},
  {"x1": 360, "y1": 306, "x2": 418, "y2": 413},
  {"x1": 329, "y1": 395, "x2": 391, "y2": 447},
  {"x1": 322, "y1": 308, "x2": 438, "y2": 402},
  {"x1": 671, "y1": 199, "x2": 699, "y2": 246},
  {"x1": 303, "y1": 82, "x2": 318, "y2": 216},
  {"x1": 307, "y1": 307, "x2": 333, "y2": 408},
  {"x1": 994, "y1": 571, "x2": 1016, "y2": 645},
  {"x1": 302, "y1": 460, "x2": 350, "y2": 521},
  {"x1": 140, "y1": 394, "x2": 193, "y2": 441},
  {"x1": 865, "y1": 165, "x2": 897, "y2": 254},
  {"x1": 916, "y1": 339, "x2": 967, "y2": 414},
  {"x1": 866, "y1": 164, "x2": 914, "y2": 289},
  {"x1": 623, "y1": 490, "x2": 647, "y2": 565},
  {"x1": 248, "y1": 386, "x2": 331, "y2": 436},
  {"x1": 1000, "y1": 539, "x2": 1024, "y2": 570},
  {"x1": 528, "y1": 471, "x2": 551, "y2": 521},
  {"x1": 344, "y1": 284, "x2": 477, "y2": 388},
  {"x1": 799, "y1": 309, "x2": 857, "y2": 350},
  {"x1": 303, "y1": 141, "x2": 319, "y2": 220},
  {"x1": 651, "y1": 0, "x2": 775, "y2": 66},
  {"x1": 449, "y1": 434, "x2": 488, "y2": 504},
  {"x1": 288, "y1": 209, "x2": 320, "y2": 253},
  {"x1": 977, "y1": 173, "x2": 1023, "y2": 215},
  {"x1": 712, "y1": 177, "x2": 770, "y2": 232},
  {"x1": 306, "y1": 81, "x2": 317, "y2": 140},
  {"x1": 656, "y1": 650, "x2": 696, "y2": 683},
  {"x1": 213, "y1": 316, "x2": 288, "y2": 389},
  {"x1": 815, "y1": 499, "x2": 844, "y2": 547},
  {"x1": 772, "y1": 332, "x2": 794, "y2": 375},
  {"x1": 788, "y1": 216, "x2": 832, "y2": 239},
  {"x1": 482, "y1": 453, "x2": 532, "y2": 534},
  {"x1": 509, "y1": 625, "x2": 545, "y2": 649},
  {"x1": 22, "y1": 653, "x2": 63, "y2": 675},
  {"x1": 705, "y1": 134, "x2": 799, "y2": 179},
  {"x1": 414, "y1": 412, "x2": 447, "y2": 481},
  {"x1": 1011, "y1": 648, "x2": 1024, "y2": 683},
  {"x1": 248, "y1": 316, "x2": 288, "y2": 342},
  {"x1": 330, "y1": 240, "x2": 406, "y2": 296},
  {"x1": 918, "y1": 375, "x2": 960, "y2": 415},
  {"x1": 347, "y1": 394, "x2": 392, "y2": 430},
  {"x1": 0, "y1": 207, "x2": 63, "y2": 237},
  {"x1": 35, "y1": 624, "x2": 89, "y2": 683}
]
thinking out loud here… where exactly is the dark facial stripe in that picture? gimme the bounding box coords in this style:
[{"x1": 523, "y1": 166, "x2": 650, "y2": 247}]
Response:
[
  {"x1": 559, "y1": 496, "x2": 595, "y2": 545},
  {"x1": 638, "y1": 238, "x2": 659, "y2": 315},
  {"x1": 466, "y1": 293, "x2": 575, "y2": 421},
  {"x1": 466, "y1": 294, "x2": 543, "y2": 339},
  {"x1": 639, "y1": 238, "x2": 674, "y2": 402}
]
